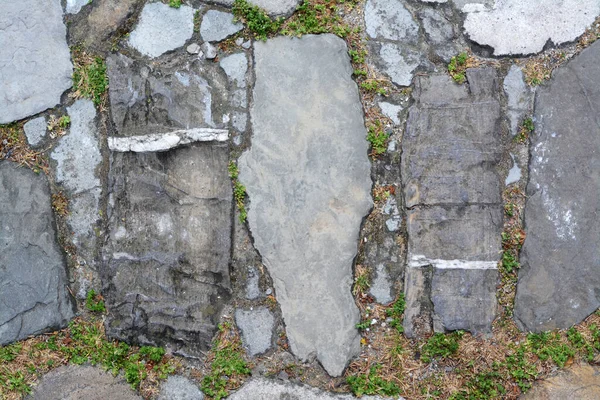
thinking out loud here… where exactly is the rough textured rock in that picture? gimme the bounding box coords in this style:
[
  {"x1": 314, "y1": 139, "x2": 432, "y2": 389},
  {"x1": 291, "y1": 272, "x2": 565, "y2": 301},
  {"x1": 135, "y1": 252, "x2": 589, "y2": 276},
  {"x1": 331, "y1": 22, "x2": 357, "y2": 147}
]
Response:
[
  {"x1": 418, "y1": 7, "x2": 461, "y2": 62},
  {"x1": 402, "y1": 70, "x2": 503, "y2": 336},
  {"x1": 514, "y1": 41, "x2": 600, "y2": 332},
  {"x1": 378, "y1": 102, "x2": 402, "y2": 125},
  {"x1": 24, "y1": 117, "x2": 47, "y2": 147},
  {"x1": 0, "y1": 162, "x2": 74, "y2": 345},
  {"x1": 28, "y1": 365, "x2": 141, "y2": 400},
  {"x1": 108, "y1": 129, "x2": 228, "y2": 152},
  {"x1": 369, "y1": 264, "x2": 394, "y2": 305},
  {"x1": 504, "y1": 65, "x2": 534, "y2": 137},
  {"x1": 235, "y1": 308, "x2": 274, "y2": 356},
  {"x1": 520, "y1": 364, "x2": 600, "y2": 400},
  {"x1": 128, "y1": 2, "x2": 195, "y2": 58},
  {"x1": 103, "y1": 144, "x2": 232, "y2": 356},
  {"x1": 245, "y1": 267, "x2": 261, "y2": 300},
  {"x1": 0, "y1": 0, "x2": 72, "y2": 124},
  {"x1": 158, "y1": 376, "x2": 204, "y2": 400},
  {"x1": 229, "y1": 378, "x2": 399, "y2": 399},
  {"x1": 239, "y1": 35, "x2": 372, "y2": 376},
  {"x1": 106, "y1": 53, "x2": 229, "y2": 136},
  {"x1": 200, "y1": 10, "x2": 243, "y2": 42},
  {"x1": 464, "y1": 0, "x2": 600, "y2": 55},
  {"x1": 51, "y1": 100, "x2": 102, "y2": 264}
]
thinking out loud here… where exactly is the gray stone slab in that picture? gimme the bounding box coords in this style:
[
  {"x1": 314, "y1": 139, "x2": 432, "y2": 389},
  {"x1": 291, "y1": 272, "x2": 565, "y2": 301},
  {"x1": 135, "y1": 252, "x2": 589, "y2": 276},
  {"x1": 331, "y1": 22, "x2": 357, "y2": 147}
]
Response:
[
  {"x1": 239, "y1": 34, "x2": 372, "y2": 377},
  {"x1": 418, "y1": 7, "x2": 461, "y2": 62},
  {"x1": 245, "y1": 267, "x2": 261, "y2": 300},
  {"x1": 106, "y1": 53, "x2": 229, "y2": 136},
  {"x1": 514, "y1": 40, "x2": 600, "y2": 332},
  {"x1": 235, "y1": 308, "x2": 274, "y2": 356},
  {"x1": 463, "y1": 0, "x2": 600, "y2": 55},
  {"x1": 128, "y1": 2, "x2": 194, "y2": 58},
  {"x1": 378, "y1": 102, "x2": 402, "y2": 125},
  {"x1": 0, "y1": 162, "x2": 74, "y2": 345},
  {"x1": 504, "y1": 65, "x2": 534, "y2": 137},
  {"x1": 24, "y1": 117, "x2": 47, "y2": 147},
  {"x1": 200, "y1": 10, "x2": 243, "y2": 43},
  {"x1": 0, "y1": 0, "x2": 72, "y2": 124},
  {"x1": 27, "y1": 365, "x2": 141, "y2": 400},
  {"x1": 158, "y1": 376, "x2": 204, "y2": 400},
  {"x1": 369, "y1": 264, "x2": 394, "y2": 305},
  {"x1": 229, "y1": 378, "x2": 399, "y2": 400},
  {"x1": 402, "y1": 70, "x2": 502, "y2": 208},
  {"x1": 103, "y1": 144, "x2": 232, "y2": 356},
  {"x1": 220, "y1": 53, "x2": 248, "y2": 89},
  {"x1": 365, "y1": 0, "x2": 419, "y2": 42}
]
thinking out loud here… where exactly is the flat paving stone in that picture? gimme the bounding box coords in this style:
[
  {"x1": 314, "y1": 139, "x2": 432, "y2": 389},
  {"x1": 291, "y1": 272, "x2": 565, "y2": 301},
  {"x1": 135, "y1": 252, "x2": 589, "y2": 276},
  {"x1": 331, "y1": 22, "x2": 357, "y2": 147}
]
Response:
[
  {"x1": 514, "y1": 40, "x2": 600, "y2": 332},
  {"x1": 239, "y1": 34, "x2": 372, "y2": 377},
  {"x1": 464, "y1": 0, "x2": 600, "y2": 55},
  {"x1": 200, "y1": 10, "x2": 243, "y2": 43},
  {"x1": 0, "y1": 162, "x2": 74, "y2": 345},
  {"x1": 128, "y1": 2, "x2": 194, "y2": 58},
  {"x1": 103, "y1": 144, "x2": 232, "y2": 356},
  {"x1": 520, "y1": 363, "x2": 600, "y2": 400},
  {"x1": 235, "y1": 307, "x2": 274, "y2": 356},
  {"x1": 0, "y1": 0, "x2": 72, "y2": 124},
  {"x1": 28, "y1": 365, "x2": 140, "y2": 400},
  {"x1": 24, "y1": 117, "x2": 47, "y2": 147},
  {"x1": 158, "y1": 375, "x2": 204, "y2": 400}
]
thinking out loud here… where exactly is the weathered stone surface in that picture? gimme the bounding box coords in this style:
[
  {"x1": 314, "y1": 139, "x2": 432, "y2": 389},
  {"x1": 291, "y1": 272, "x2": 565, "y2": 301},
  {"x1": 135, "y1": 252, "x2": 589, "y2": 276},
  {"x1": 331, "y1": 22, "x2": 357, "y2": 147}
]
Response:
[
  {"x1": 0, "y1": 162, "x2": 74, "y2": 345},
  {"x1": 504, "y1": 65, "x2": 534, "y2": 137},
  {"x1": 106, "y1": 53, "x2": 229, "y2": 136},
  {"x1": 210, "y1": 0, "x2": 301, "y2": 16},
  {"x1": 66, "y1": 0, "x2": 89, "y2": 14},
  {"x1": 378, "y1": 102, "x2": 402, "y2": 125},
  {"x1": 220, "y1": 53, "x2": 248, "y2": 89},
  {"x1": 51, "y1": 100, "x2": 102, "y2": 264},
  {"x1": 200, "y1": 10, "x2": 243, "y2": 43},
  {"x1": 365, "y1": 0, "x2": 419, "y2": 42},
  {"x1": 69, "y1": 0, "x2": 142, "y2": 51},
  {"x1": 128, "y1": 2, "x2": 194, "y2": 58},
  {"x1": 521, "y1": 364, "x2": 600, "y2": 400},
  {"x1": 158, "y1": 376, "x2": 204, "y2": 400},
  {"x1": 24, "y1": 117, "x2": 47, "y2": 147},
  {"x1": 235, "y1": 308, "x2": 274, "y2": 356},
  {"x1": 108, "y1": 128, "x2": 228, "y2": 152},
  {"x1": 245, "y1": 267, "x2": 261, "y2": 300},
  {"x1": 103, "y1": 144, "x2": 232, "y2": 356},
  {"x1": 373, "y1": 42, "x2": 423, "y2": 87},
  {"x1": 402, "y1": 69, "x2": 503, "y2": 336},
  {"x1": 514, "y1": 41, "x2": 600, "y2": 332},
  {"x1": 464, "y1": 0, "x2": 600, "y2": 55},
  {"x1": 229, "y1": 378, "x2": 399, "y2": 400},
  {"x1": 369, "y1": 264, "x2": 394, "y2": 305},
  {"x1": 418, "y1": 7, "x2": 461, "y2": 62},
  {"x1": 28, "y1": 365, "x2": 141, "y2": 400},
  {"x1": 0, "y1": 0, "x2": 72, "y2": 124},
  {"x1": 239, "y1": 35, "x2": 372, "y2": 376},
  {"x1": 506, "y1": 153, "x2": 522, "y2": 186}
]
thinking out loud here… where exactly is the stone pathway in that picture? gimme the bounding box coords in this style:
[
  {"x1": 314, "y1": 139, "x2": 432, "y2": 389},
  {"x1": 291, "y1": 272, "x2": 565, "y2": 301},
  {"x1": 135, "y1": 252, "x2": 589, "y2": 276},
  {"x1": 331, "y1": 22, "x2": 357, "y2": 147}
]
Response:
[{"x1": 1, "y1": 0, "x2": 599, "y2": 399}]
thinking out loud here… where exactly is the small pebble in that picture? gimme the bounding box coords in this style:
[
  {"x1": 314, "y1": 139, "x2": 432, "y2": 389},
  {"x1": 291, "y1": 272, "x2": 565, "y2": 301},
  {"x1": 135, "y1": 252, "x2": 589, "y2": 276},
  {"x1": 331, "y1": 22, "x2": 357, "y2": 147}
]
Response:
[
  {"x1": 265, "y1": 288, "x2": 272, "y2": 295},
  {"x1": 242, "y1": 40, "x2": 251, "y2": 49},
  {"x1": 201, "y1": 42, "x2": 217, "y2": 59},
  {"x1": 186, "y1": 43, "x2": 201, "y2": 54},
  {"x1": 235, "y1": 37, "x2": 244, "y2": 46}
]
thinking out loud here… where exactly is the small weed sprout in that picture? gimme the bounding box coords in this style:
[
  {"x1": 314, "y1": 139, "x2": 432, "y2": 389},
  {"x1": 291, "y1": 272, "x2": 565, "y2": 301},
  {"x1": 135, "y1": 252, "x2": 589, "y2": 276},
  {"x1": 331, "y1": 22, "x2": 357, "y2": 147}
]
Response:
[
  {"x1": 85, "y1": 289, "x2": 106, "y2": 313},
  {"x1": 515, "y1": 117, "x2": 534, "y2": 143},
  {"x1": 72, "y1": 50, "x2": 108, "y2": 106},
  {"x1": 168, "y1": 0, "x2": 182, "y2": 8},
  {"x1": 347, "y1": 364, "x2": 401, "y2": 396},
  {"x1": 448, "y1": 52, "x2": 469, "y2": 84},
  {"x1": 233, "y1": 0, "x2": 283, "y2": 40},
  {"x1": 386, "y1": 294, "x2": 406, "y2": 333},
  {"x1": 421, "y1": 331, "x2": 464, "y2": 363},
  {"x1": 228, "y1": 162, "x2": 248, "y2": 223},
  {"x1": 366, "y1": 121, "x2": 388, "y2": 157}
]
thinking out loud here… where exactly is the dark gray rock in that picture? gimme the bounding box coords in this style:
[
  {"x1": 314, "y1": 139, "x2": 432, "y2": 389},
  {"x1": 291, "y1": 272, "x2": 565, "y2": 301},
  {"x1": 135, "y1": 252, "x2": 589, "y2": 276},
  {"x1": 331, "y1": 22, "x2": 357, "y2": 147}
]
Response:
[
  {"x1": 24, "y1": 117, "x2": 47, "y2": 147},
  {"x1": 128, "y1": 2, "x2": 195, "y2": 58},
  {"x1": 0, "y1": 162, "x2": 74, "y2": 345},
  {"x1": 158, "y1": 376, "x2": 204, "y2": 400},
  {"x1": 235, "y1": 308, "x2": 274, "y2": 356},
  {"x1": 28, "y1": 365, "x2": 141, "y2": 400},
  {"x1": 514, "y1": 41, "x2": 600, "y2": 332},
  {"x1": 200, "y1": 10, "x2": 243, "y2": 43},
  {"x1": 238, "y1": 35, "x2": 372, "y2": 377},
  {"x1": 106, "y1": 53, "x2": 229, "y2": 137},
  {"x1": 102, "y1": 144, "x2": 232, "y2": 356},
  {"x1": 0, "y1": 0, "x2": 72, "y2": 124}
]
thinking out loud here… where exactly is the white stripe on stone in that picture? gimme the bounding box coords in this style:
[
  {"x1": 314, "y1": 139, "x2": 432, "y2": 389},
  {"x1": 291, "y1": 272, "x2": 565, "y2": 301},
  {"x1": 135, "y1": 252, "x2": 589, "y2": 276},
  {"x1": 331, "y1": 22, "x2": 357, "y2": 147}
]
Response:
[
  {"x1": 409, "y1": 254, "x2": 498, "y2": 270},
  {"x1": 108, "y1": 128, "x2": 229, "y2": 152}
]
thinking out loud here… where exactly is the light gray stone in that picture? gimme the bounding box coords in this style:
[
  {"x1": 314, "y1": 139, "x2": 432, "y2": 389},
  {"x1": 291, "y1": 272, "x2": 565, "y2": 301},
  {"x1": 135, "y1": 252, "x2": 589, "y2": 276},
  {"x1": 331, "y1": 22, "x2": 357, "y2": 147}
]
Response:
[
  {"x1": 246, "y1": 267, "x2": 261, "y2": 300},
  {"x1": 103, "y1": 144, "x2": 232, "y2": 356},
  {"x1": 242, "y1": 40, "x2": 252, "y2": 49},
  {"x1": 505, "y1": 153, "x2": 522, "y2": 186},
  {"x1": 201, "y1": 42, "x2": 218, "y2": 59},
  {"x1": 220, "y1": 53, "x2": 248, "y2": 88},
  {"x1": 158, "y1": 376, "x2": 204, "y2": 400},
  {"x1": 365, "y1": 0, "x2": 419, "y2": 42},
  {"x1": 379, "y1": 102, "x2": 402, "y2": 125},
  {"x1": 128, "y1": 2, "x2": 194, "y2": 58},
  {"x1": 108, "y1": 128, "x2": 228, "y2": 152},
  {"x1": 28, "y1": 365, "x2": 141, "y2": 400},
  {"x1": 229, "y1": 378, "x2": 399, "y2": 400},
  {"x1": 514, "y1": 40, "x2": 600, "y2": 332},
  {"x1": 369, "y1": 264, "x2": 393, "y2": 305},
  {"x1": 464, "y1": 0, "x2": 600, "y2": 55},
  {"x1": 0, "y1": 0, "x2": 72, "y2": 124},
  {"x1": 200, "y1": 10, "x2": 243, "y2": 43},
  {"x1": 419, "y1": 8, "x2": 454, "y2": 45},
  {"x1": 24, "y1": 117, "x2": 47, "y2": 147},
  {"x1": 504, "y1": 65, "x2": 534, "y2": 136},
  {"x1": 187, "y1": 43, "x2": 201, "y2": 54},
  {"x1": 66, "y1": 0, "x2": 89, "y2": 14},
  {"x1": 0, "y1": 162, "x2": 74, "y2": 345},
  {"x1": 232, "y1": 112, "x2": 247, "y2": 132},
  {"x1": 376, "y1": 43, "x2": 421, "y2": 87},
  {"x1": 382, "y1": 196, "x2": 401, "y2": 232},
  {"x1": 235, "y1": 308, "x2": 274, "y2": 356},
  {"x1": 452, "y1": 0, "x2": 494, "y2": 12},
  {"x1": 239, "y1": 35, "x2": 372, "y2": 377}
]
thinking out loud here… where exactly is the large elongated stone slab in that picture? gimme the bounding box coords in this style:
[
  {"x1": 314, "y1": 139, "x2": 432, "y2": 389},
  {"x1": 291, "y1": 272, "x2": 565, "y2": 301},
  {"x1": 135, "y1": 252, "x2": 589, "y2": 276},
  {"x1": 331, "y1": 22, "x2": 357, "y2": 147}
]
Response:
[
  {"x1": 102, "y1": 144, "x2": 232, "y2": 356},
  {"x1": 514, "y1": 41, "x2": 600, "y2": 332},
  {"x1": 0, "y1": 0, "x2": 73, "y2": 123},
  {"x1": 239, "y1": 35, "x2": 372, "y2": 376},
  {"x1": 1, "y1": 162, "x2": 74, "y2": 345}
]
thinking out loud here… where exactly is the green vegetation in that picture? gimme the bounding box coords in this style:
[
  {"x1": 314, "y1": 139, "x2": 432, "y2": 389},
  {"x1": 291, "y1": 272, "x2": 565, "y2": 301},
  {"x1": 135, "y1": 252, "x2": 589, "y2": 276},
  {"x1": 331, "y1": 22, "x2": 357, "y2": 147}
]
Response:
[
  {"x1": 515, "y1": 117, "x2": 534, "y2": 143},
  {"x1": 233, "y1": 0, "x2": 283, "y2": 40},
  {"x1": 504, "y1": 345, "x2": 537, "y2": 392},
  {"x1": 281, "y1": 0, "x2": 353, "y2": 38},
  {"x1": 501, "y1": 251, "x2": 519, "y2": 273},
  {"x1": 228, "y1": 161, "x2": 248, "y2": 223},
  {"x1": 353, "y1": 267, "x2": 370, "y2": 295},
  {"x1": 450, "y1": 371, "x2": 506, "y2": 400},
  {"x1": 366, "y1": 121, "x2": 388, "y2": 157},
  {"x1": 421, "y1": 331, "x2": 464, "y2": 363},
  {"x1": 360, "y1": 80, "x2": 387, "y2": 96},
  {"x1": 347, "y1": 365, "x2": 401, "y2": 396},
  {"x1": 58, "y1": 116, "x2": 71, "y2": 129},
  {"x1": 72, "y1": 52, "x2": 108, "y2": 106},
  {"x1": 448, "y1": 52, "x2": 469, "y2": 84},
  {"x1": 85, "y1": 289, "x2": 106, "y2": 313},
  {"x1": 527, "y1": 331, "x2": 574, "y2": 368},
  {"x1": 386, "y1": 294, "x2": 406, "y2": 333},
  {"x1": 168, "y1": 0, "x2": 182, "y2": 8},
  {"x1": 201, "y1": 323, "x2": 251, "y2": 400}
]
